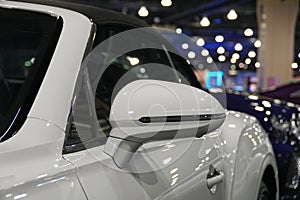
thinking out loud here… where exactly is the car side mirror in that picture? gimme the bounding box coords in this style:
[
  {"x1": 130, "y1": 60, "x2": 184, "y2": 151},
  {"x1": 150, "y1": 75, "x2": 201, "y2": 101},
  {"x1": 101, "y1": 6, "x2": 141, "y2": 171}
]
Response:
[{"x1": 104, "y1": 80, "x2": 225, "y2": 168}]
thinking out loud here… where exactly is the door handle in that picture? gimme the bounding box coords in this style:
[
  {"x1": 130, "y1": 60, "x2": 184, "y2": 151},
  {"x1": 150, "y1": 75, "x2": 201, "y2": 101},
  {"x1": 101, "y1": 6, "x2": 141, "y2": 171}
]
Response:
[{"x1": 206, "y1": 165, "x2": 224, "y2": 189}]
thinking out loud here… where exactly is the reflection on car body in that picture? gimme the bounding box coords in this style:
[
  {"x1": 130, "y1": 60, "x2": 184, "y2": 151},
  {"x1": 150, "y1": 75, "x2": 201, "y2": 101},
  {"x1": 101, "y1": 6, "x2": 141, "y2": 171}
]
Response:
[
  {"x1": 226, "y1": 91, "x2": 300, "y2": 199},
  {"x1": 0, "y1": 1, "x2": 278, "y2": 200},
  {"x1": 159, "y1": 26, "x2": 300, "y2": 200}
]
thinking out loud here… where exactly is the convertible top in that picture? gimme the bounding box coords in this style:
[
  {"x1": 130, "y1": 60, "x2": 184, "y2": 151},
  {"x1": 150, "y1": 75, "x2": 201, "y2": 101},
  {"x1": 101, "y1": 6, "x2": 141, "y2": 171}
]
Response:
[{"x1": 11, "y1": 0, "x2": 150, "y2": 28}]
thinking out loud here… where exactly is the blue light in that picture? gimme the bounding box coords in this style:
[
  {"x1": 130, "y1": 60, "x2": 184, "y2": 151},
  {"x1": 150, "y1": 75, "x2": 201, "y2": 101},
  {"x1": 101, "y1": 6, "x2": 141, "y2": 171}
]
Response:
[{"x1": 206, "y1": 71, "x2": 224, "y2": 89}]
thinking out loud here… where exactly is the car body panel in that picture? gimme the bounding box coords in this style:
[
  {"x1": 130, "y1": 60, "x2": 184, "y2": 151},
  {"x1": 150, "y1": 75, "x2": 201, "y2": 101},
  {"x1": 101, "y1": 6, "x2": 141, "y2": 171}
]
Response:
[
  {"x1": 64, "y1": 111, "x2": 278, "y2": 200},
  {"x1": 0, "y1": 118, "x2": 86, "y2": 200},
  {"x1": 226, "y1": 92, "x2": 298, "y2": 198},
  {"x1": 0, "y1": 1, "x2": 278, "y2": 200},
  {"x1": 0, "y1": 2, "x2": 91, "y2": 199},
  {"x1": 65, "y1": 133, "x2": 225, "y2": 200},
  {"x1": 217, "y1": 111, "x2": 278, "y2": 200}
]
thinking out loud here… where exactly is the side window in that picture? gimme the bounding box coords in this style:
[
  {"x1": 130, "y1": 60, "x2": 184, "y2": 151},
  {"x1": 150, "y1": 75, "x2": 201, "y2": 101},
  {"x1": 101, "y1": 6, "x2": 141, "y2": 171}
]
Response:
[
  {"x1": 0, "y1": 9, "x2": 63, "y2": 143},
  {"x1": 96, "y1": 49, "x2": 194, "y2": 118},
  {"x1": 63, "y1": 24, "x2": 200, "y2": 153},
  {"x1": 97, "y1": 26, "x2": 199, "y2": 108},
  {"x1": 94, "y1": 25, "x2": 200, "y2": 134}
]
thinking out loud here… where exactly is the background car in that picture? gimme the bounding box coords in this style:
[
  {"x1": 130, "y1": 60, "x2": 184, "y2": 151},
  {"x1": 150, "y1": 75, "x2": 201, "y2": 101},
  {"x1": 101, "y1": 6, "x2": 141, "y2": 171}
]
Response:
[
  {"x1": 158, "y1": 28, "x2": 300, "y2": 200},
  {"x1": 0, "y1": 1, "x2": 278, "y2": 200},
  {"x1": 226, "y1": 91, "x2": 300, "y2": 200},
  {"x1": 260, "y1": 80, "x2": 300, "y2": 105}
]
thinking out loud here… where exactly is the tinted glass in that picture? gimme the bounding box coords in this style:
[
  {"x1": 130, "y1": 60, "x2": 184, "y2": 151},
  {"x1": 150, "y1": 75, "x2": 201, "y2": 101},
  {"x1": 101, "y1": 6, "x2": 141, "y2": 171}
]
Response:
[
  {"x1": 94, "y1": 25, "x2": 200, "y2": 121},
  {"x1": 64, "y1": 24, "x2": 201, "y2": 153},
  {"x1": 0, "y1": 8, "x2": 62, "y2": 142}
]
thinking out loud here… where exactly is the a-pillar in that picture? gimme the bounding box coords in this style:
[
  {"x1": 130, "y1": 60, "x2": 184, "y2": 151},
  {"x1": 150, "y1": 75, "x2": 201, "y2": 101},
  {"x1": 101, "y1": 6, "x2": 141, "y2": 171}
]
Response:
[{"x1": 257, "y1": 0, "x2": 298, "y2": 90}]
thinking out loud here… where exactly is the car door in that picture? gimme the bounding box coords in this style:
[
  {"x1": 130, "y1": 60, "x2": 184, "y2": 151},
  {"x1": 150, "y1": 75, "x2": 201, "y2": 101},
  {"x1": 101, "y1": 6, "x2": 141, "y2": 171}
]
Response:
[{"x1": 63, "y1": 23, "x2": 226, "y2": 200}]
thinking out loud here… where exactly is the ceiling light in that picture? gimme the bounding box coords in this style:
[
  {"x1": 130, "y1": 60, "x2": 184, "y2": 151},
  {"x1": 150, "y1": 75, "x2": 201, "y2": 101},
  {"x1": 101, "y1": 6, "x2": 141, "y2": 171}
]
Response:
[
  {"x1": 227, "y1": 9, "x2": 238, "y2": 20},
  {"x1": 176, "y1": 28, "x2": 182, "y2": 34},
  {"x1": 245, "y1": 58, "x2": 251, "y2": 65},
  {"x1": 217, "y1": 46, "x2": 225, "y2": 54},
  {"x1": 232, "y1": 53, "x2": 240, "y2": 60},
  {"x1": 201, "y1": 49, "x2": 209, "y2": 56},
  {"x1": 181, "y1": 43, "x2": 189, "y2": 50},
  {"x1": 244, "y1": 28, "x2": 253, "y2": 37},
  {"x1": 260, "y1": 23, "x2": 267, "y2": 29},
  {"x1": 196, "y1": 38, "x2": 205, "y2": 46},
  {"x1": 254, "y1": 40, "x2": 262, "y2": 48},
  {"x1": 298, "y1": 52, "x2": 300, "y2": 59},
  {"x1": 291, "y1": 62, "x2": 298, "y2": 69},
  {"x1": 198, "y1": 64, "x2": 204, "y2": 69},
  {"x1": 230, "y1": 58, "x2": 236, "y2": 63},
  {"x1": 188, "y1": 51, "x2": 196, "y2": 59},
  {"x1": 255, "y1": 62, "x2": 260, "y2": 68},
  {"x1": 248, "y1": 51, "x2": 256, "y2": 58},
  {"x1": 200, "y1": 16, "x2": 210, "y2": 27},
  {"x1": 207, "y1": 57, "x2": 213, "y2": 63},
  {"x1": 126, "y1": 56, "x2": 140, "y2": 65},
  {"x1": 218, "y1": 55, "x2": 226, "y2": 62},
  {"x1": 161, "y1": 0, "x2": 172, "y2": 7},
  {"x1": 234, "y1": 43, "x2": 243, "y2": 51},
  {"x1": 215, "y1": 35, "x2": 224, "y2": 42},
  {"x1": 239, "y1": 62, "x2": 245, "y2": 68},
  {"x1": 138, "y1": 6, "x2": 149, "y2": 17}
]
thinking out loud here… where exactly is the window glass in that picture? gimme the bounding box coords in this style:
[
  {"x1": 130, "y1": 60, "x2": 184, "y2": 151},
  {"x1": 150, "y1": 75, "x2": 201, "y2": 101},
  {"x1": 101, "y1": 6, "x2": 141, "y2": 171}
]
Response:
[
  {"x1": 0, "y1": 8, "x2": 62, "y2": 142},
  {"x1": 64, "y1": 25, "x2": 200, "y2": 153},
  {"x1": 97, "y1": 48, "x2": 195, "y2": 117},
  {"x1": 94, "y1": 25, "x2": 199, "y2": 123}
]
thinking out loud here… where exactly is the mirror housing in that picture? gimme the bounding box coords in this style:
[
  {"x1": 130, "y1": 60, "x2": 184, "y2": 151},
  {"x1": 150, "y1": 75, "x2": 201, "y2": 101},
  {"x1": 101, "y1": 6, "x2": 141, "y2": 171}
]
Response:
[{"x1": 104, "y1": 80, "x2": 225, "y2": 168}]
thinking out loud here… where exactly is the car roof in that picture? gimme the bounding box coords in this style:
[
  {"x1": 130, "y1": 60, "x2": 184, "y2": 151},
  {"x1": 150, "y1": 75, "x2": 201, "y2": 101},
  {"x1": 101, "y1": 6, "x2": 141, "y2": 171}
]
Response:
[{"x1": 11, "y1": 0, "x2": 150, "y2": 28}]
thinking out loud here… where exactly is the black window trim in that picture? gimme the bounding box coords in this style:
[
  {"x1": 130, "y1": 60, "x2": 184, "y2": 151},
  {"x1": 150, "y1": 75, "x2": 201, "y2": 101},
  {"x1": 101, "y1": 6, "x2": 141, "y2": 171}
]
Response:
[{"x1": 63, "y1": 22, "x2": 98, "y2": 154}]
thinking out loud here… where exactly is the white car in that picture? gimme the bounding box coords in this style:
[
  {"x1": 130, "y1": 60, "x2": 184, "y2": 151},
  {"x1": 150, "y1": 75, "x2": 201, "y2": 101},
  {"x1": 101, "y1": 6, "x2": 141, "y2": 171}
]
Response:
[{"x1": 0, "y1": 1, "x2": 278, "y2": 200}]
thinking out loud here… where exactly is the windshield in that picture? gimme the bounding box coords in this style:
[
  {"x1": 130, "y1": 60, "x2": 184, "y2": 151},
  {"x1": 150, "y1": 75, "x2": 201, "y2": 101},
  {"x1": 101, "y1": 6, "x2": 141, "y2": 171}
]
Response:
[{"x1": 0, "y1": 8, "x2": 62, "y2": 142}]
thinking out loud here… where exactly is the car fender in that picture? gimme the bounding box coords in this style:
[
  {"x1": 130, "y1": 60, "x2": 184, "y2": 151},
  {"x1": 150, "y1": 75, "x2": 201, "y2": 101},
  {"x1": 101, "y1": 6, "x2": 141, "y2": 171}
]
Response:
[
  {"x1": 0, "y1": 118, "x2": 86, "y2": 200},
  {"x1": 255, "y1": 153, "x2": 279, "y2": 199},
  {"x1": 218, "y1": 111, "x2": 278, "y2": 200}
]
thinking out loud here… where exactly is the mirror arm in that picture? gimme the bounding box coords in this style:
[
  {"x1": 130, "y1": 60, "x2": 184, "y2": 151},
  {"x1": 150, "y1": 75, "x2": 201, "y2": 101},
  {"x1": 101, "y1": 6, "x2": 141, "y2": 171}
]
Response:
[
  {"x1": 104, "y1": 136, "x2": 142, "y2": 168},
  {"x1": 104, "y1": 117, "x2": 225, "y2": 169}
]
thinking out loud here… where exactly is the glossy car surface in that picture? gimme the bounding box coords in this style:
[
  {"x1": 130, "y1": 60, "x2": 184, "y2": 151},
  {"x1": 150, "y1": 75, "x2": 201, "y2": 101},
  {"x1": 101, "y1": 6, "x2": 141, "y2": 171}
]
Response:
[
  {"x1": 158, "y1": 26, "x2": 300, "y2": 200},
  {"x1": 0, "y1": 1, "x2": 278, "y2": 200},
  {"x1": 226, "y1": 91, "x2": 300, "y2": 199},
  {"x1": 260, "y1": 80, "x2": 300, "y2": 105}
]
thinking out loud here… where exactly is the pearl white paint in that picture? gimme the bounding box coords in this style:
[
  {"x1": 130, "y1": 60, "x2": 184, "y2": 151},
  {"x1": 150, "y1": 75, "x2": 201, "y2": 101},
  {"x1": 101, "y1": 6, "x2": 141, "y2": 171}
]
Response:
[{"x1": 0, "y1": 1, "x2": 278, "y2": 200}]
